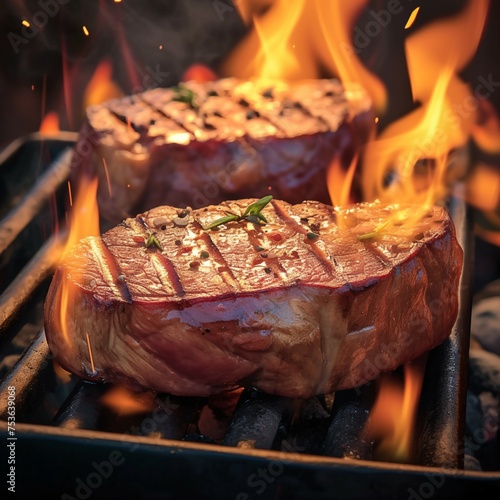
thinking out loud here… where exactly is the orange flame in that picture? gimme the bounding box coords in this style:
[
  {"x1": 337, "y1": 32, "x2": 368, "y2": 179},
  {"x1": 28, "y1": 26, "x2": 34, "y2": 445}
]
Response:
[
  {"x1": 182, "y1": 64, "x2": 217, "y2": 83},
  {"x1": 367, "y1": 361, "x2": 425, "y2": 462},
  {"x1": 361, "y1": 0, "x2": 489, "y2": 209},
  {"x1": 39, "y1": 112, "x2": 60, "y2": 134},
  {"x1": 222, "y1": 0, "x2": 492, "y2": 459},
  {"x1": 57, "y1": 177, "x2": 100, "y2": 349},
  {"x1": 471, "y1": 99, "x2": 500, "y2": 154},
  {"x1": 83, "y1": 60, "x2": 123, "y2": 109},
  {"x1": 466, "y1": 163, "x2": 500, "y2": 212},
  {"x1": 327, "y1": 153, "x2": 358, "y2": 209},
  {"x1": 221, "y1": 0, "x2": 386, "y2": 110}
]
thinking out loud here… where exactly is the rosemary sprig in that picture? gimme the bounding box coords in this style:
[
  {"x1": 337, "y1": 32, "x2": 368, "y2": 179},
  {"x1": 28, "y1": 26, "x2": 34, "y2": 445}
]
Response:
[
  {"x1": 357, "y1": 219, "x2": 393, "y2": 241},
  {"x1": 204, "y1": 196, "x2": 273, "y2": 230},
  {"x1": 145, "y1": 230, "x2": 162, "y2": 250},
  {"x1": 172, "y1": 85, "x2": 196, "y2": 108}
]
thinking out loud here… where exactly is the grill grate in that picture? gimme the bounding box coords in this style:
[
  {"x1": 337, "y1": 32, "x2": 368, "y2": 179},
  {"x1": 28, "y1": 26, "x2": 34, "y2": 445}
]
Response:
[{"x1": 0, "y1": 136, "x2": 499, "y2": 499}]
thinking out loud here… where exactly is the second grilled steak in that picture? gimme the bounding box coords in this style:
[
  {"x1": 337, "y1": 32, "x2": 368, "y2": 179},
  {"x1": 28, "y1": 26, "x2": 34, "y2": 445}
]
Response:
[
  {"x1": 44, "y1": 199, "x2": 462, "y2": 398},
  {"x1": 72, "y1": 78, "x2": 373, "y2": 223}
]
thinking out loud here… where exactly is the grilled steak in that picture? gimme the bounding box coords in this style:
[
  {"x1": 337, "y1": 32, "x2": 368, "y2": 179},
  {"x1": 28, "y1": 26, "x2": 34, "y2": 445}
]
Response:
[
  {"x1": 44, "y1": 199, "x2": 462, "y2": 398},
  {"x1": 72, "y1": 79, "x2": 373, "y2": 223}
]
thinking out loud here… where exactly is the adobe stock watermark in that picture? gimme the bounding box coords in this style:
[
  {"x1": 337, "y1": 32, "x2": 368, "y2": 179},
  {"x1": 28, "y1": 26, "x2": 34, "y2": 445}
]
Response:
[
  {"x1": 342, "y1": 0, "x2": 404, "y2": 58},
  {"x1": 235, "y1": 438, "x2": 307, "y2": 500},
  {"x1": 406, "y1": 410, "x2": 500, "y2": 500},
  {"x1": 61, "y1": 395, "x2": 181, "y2": 499},
  {"x1": 212, "y1": 0, "x2": 237, "y2": 22},
  {"x1": 7, "y1": 0, "x2": 71, "y2": 54},
  {"x1": 130, "y1": 65, "x2": 170, "y2": 96}
]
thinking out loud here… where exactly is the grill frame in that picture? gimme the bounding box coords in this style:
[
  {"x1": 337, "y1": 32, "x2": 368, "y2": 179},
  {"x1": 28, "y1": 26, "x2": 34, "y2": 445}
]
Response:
[{"x1": 0, "y1": 135, "x2": 499, "y2": 499}]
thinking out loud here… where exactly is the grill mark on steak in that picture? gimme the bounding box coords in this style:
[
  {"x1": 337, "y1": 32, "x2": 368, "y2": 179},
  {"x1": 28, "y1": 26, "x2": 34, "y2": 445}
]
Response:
[
  {"x1": 149, "y1": 252, "x2": 186, "y2": 297},
  {"x1": 244, "y1": 226, "x2": 289, "y2": 283},
  {"x1": 73, "y1": 78, "x2": 375, "y2": 224},
  {"x1": 117, "y1": 215, "x2": 188, "y2": 298},
  {"x1": 271, "y1": 200, "x2": 334, "y2": 278},
  {"x1": 190, "y1": 220, "x2": 242, "y2": 292},
  {"x1": 287, "y1": 80, "x2": 349, "y2": 132},
  {"x1": 239, "y1": 97, "x2": 315, "y2": 138},
  {"x1": 363, "y1": 241, "x2": 393, "y2": 267},
  {"x1": 216, "y1": 79, "x2": 287, "y2": 137},
  {"x1": 200, "y1": 92, "x2": 281, "y2": 140},
  {"x1": 135, "y1": 93, "x2": 195, "y2": 139},
  {"x1": 90, "y1": 238, "x2": 133, "y2": 303},
  {"x1": 44, "y1": 199, "x2": 462, "y2": 397},
  {"x1": 283, "y1": 98, "x2": 332, "y2": 132},
  {"x1": 107, "y1": 96, "x2": 161, "y2": 138}
]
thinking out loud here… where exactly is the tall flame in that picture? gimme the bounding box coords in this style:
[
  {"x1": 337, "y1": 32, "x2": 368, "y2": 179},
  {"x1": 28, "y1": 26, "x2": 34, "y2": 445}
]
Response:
[
  {"x1": 83, "y1": 60, "x2": 123, "y2": 109},
  {"x1": 223, "y1": 0, "x2": 490, "y2": 462},
  {"x1": 221, "y1": 0, "x2": 386, "y2": 110},
  {"x1": 327, "y1": 154, "x2": 358, "y2": 210},
  {"x1": 361, "y1": 0, "x2": 489, "y2": 205},
  {"x1": 367, "y1": 361, "x2": 425, "y2": 462},
  {"x1": 57, "y1": 177, "x2": 100, "y2": 348}
]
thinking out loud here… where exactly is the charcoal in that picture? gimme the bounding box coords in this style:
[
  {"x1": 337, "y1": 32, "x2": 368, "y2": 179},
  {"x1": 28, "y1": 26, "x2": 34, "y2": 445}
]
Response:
[
  {"x1": 468, "y1": 348, "x2": 500, "y2": 396},
  {"x1": 323, "y1": 388, "x2": 373, "y2": 460},
  {"x1": 471, "y1": 295, "x2": 500, "y2": 356},
  {"x1": 223, "y1": 390, "x2": 285, "y2": 449},
  {"x1": 466, "y1": 390, "x2": 484, "y2": 439}
]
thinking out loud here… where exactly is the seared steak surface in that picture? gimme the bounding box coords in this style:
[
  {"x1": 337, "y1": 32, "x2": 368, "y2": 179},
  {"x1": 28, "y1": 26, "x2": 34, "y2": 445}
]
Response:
[
  {"x1": 44, "y1": 199, "x2": 462, "y2": 397},
  {"x1": 72, "y1": 78, "x2": 373, "y2": 223}
]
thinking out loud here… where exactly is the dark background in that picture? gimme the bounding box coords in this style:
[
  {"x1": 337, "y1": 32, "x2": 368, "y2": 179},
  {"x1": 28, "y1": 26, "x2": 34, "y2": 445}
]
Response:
[
  {"x1": 0, "y1": 0, "x2": 499, "y2": 143},
  {"x1": 0, "y1": 0, "x2": 246, "y2": 146}
]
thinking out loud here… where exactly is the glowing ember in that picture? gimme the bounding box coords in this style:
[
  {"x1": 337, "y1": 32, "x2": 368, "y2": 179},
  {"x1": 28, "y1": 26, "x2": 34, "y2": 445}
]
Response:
[
  {"x1": 367, "y1": 360, "x2": 425, "y2": 462},
  {"x1": 405, "y1": 7, "x2": 420, "y2": 29},
  {"x1": 39, "y1": 112, "x2": 60, "y2": 134},
  {"x1": 82, "y1": 25, "x2": 90, "y2": 36},
  {"x1": 21, "y1": 19, "x2": 30, "y2": 28},
  {"x1": 182, "y1": 64, "x2": 217, "y2": 83},
  {"x1": 67, "y1": 181, "x2": 73, "y2": 207},
  {"x1": 83, "y1": 60, "x2": 123, "y2": 109},
  {"x1": 85, "y1": 332, "x2": 96, "y2": 375},
  {"x1": 100, "y1": 386, "x2": 155, "y2": 415}
]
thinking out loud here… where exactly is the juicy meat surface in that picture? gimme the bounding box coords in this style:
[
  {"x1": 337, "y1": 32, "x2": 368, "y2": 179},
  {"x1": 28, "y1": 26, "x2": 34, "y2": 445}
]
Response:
[
  {"x1": 72, "y1": 78, "x2": 373, "y2": 223},
  {"x1": 44, "y1": 199, "x2": 463, "y2": 398}
]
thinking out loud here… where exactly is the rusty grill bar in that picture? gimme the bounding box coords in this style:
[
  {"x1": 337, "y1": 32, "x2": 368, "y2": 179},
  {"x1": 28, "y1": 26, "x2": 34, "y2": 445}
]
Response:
[{"x1": 0, "y1": 137, "x2": 499, "y2": 499}]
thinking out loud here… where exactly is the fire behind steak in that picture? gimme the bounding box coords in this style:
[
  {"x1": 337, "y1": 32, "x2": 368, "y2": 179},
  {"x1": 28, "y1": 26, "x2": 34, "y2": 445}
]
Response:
[
  {"x1": 44, "y1": 199, "x2": 462, "y2": 398},
  {"x1": 72, "y1": 78, "x2": 373, "y2": 223}
]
